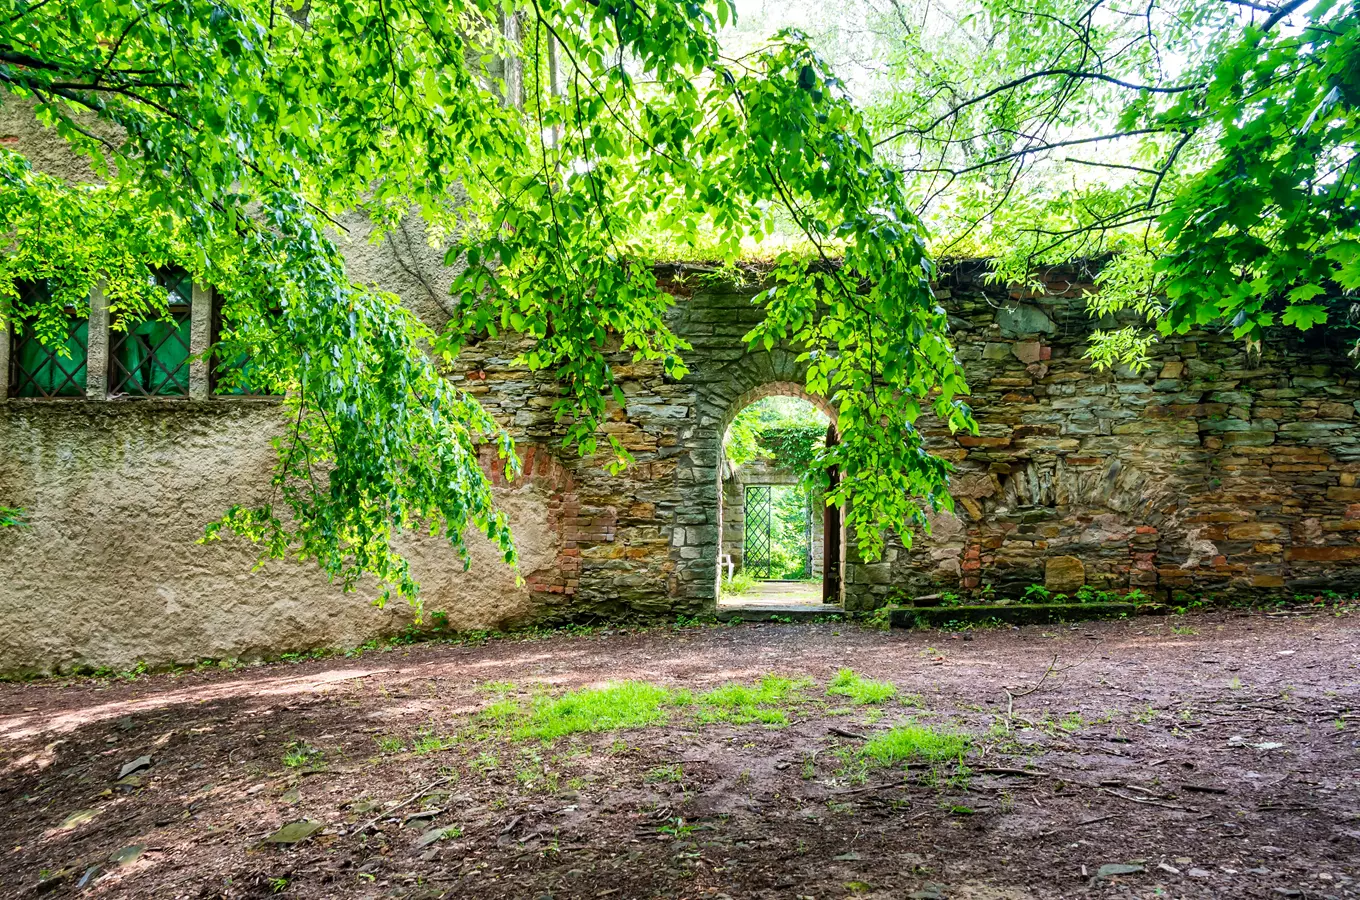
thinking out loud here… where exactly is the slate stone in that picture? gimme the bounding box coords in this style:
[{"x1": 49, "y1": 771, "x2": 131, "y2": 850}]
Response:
[
  {"x1": 997, "y1": 303, "x2": 1057, "y2": 337},
  {"x1": 265, "y1": 820, "x2": 324, "y2": 844},
  {"x1": 118, "y1": 755, "x2": 153, "y2": 779}
]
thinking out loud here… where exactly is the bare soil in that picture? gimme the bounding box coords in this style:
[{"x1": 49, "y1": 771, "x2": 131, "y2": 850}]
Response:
[{"x1": 1, "y1": 610, "x2": 1356, "y2": 899}]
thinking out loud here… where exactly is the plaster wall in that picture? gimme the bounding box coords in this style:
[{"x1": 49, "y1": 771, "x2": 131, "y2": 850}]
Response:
[{"x1": 0, "y1": 402, "x2": 557, "y2": 675}]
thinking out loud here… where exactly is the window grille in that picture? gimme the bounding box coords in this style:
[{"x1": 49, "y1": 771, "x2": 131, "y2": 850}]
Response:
[
  {"x1": 8, "y1": 281, "x2": 88, "y2": 399},
  {"x1": 108, "y1": 269, "x2": 193, "y2": 398}
]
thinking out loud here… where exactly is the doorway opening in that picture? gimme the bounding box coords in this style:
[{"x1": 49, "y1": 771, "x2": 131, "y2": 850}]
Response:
[{"x1": 717, "y1": 388, "x2": 843, "y2": 609}]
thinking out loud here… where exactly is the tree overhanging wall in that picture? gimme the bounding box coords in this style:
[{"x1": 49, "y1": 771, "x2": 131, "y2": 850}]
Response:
[{"x1": 3, "y1": 263, "x2": 1360, "y2": 673}]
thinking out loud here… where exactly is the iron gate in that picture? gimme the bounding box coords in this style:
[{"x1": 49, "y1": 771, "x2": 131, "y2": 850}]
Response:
[
  {"x1": 743, "y1": 485, "x2": 774, "y2": 579},
  {"x1": 745, "y1": 489, "x2": 805, "y2": 581}
]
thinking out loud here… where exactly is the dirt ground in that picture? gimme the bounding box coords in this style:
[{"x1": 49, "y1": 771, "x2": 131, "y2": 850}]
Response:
[{"x1": 1, "y1": 610, "x2": 1356, "y2": 900}]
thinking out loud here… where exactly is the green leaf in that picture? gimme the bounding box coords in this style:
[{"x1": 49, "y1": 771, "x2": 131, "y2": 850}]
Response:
[{"x1": 1281, "y1": 304, "x2": 1328, "y2": 331}]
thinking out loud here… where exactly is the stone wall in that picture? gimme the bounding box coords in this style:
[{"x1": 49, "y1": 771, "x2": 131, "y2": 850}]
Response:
[
  {"x1": 6, "y1": 258, "x2": 1360, "y2": 673},
  {"x1": 846, "y1": 263, "x2": 1360, "y2": 608},
  {"x1": 443, "y1": 286, "x2": 843, "y2": 619},
  {"x1": 7, "y1": 103, "x2": 1360, "y2": 672}
]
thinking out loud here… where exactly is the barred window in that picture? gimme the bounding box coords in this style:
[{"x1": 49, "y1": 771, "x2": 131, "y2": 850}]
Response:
[
  {"x1": 109, "y1": 268, "x2": 193, "y2": 398},
  {"x1": 8, "y1": 280, "x2": 88, "y2": 399}
]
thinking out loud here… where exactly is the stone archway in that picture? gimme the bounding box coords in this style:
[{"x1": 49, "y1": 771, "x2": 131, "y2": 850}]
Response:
[{"x1": 712, "y1": 382, "x2": 844, "y2": 608}]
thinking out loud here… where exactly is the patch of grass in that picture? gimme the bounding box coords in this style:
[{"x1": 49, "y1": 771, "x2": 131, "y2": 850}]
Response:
[
  {"x1": 826, "y1": 668, "x2": 897, "y2": 705},
  {"x1": 862, "y1": 724, "x2": 970, "y2": 766},
  {"x1": 514, "y1": 681, "x2": 674, "y2": 742},
  {"x1": 282, "y1": 741, "x2": 323, "y2": 769},
  {"x1": 696, "y1": 674, "x2": 812, "y2": 726},
  {"x1": 412, "y1": 728, "x2": 457, "y2": 754},
  {"x1": 720, "y1": 571, "x2": 759, "y2": 597},
  {"x1": 832, "y1": 747, "x2": 869, "y2": 785},
  {"x1": 374, "y1": 735, "x2": 405, "y2": 753},
  {"x1": 476, "y1": 697, "x2": 523, "y2": 728},
  {"x1": 645, "y1": 764, "x2": 685, "y2": 783}
]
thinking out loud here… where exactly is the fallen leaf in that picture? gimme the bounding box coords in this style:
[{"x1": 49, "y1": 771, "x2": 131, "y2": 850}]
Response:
[
  {"x1": 59, "y1": 809, "x2": 100, "y2": 830},
  {"x1": 109, "y1": 845, "x2": 145, "y2": 866}
]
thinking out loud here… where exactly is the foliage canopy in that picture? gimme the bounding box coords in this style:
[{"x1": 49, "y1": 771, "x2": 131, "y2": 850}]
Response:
[
  {"x1": 0, "y1": 0, "x2": 970, "y2": 600},
  {"x1": 856, "y1": 0, "x2": 1359, "y2": 365}
]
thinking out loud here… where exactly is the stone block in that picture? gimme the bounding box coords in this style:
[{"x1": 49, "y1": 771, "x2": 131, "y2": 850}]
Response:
[
  {"x1": 1044, "y1": 556, "x2": 1086, "y2": 593},
  {"x1": 1285, "y1": 546, "x2": 1360, "y2": 562},
  {"x1": 1012, "y1": 341, "x2": 1043, "y2": 364},
  {"x1": 1226, "y1": 522, "x2": 1287, "y2": 540},
  {"x1": 996, "y1": 303, "x2": 1056, "y2": 337}
]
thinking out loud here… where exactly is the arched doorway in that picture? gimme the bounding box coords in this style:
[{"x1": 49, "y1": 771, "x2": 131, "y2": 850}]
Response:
[{"x1": 715, "y1": 382, "x2": 845, "y2": 609}]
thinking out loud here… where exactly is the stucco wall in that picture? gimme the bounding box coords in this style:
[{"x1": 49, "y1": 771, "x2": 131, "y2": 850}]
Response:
[
  {"x1": 0, "y1": 401, "x2": 558, "y2": 675},
  {"x1": 1, "y1": 100, "x2": 559, "y2": 675}
]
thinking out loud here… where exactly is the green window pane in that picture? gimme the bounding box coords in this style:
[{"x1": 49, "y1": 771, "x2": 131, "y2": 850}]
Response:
[
  {"x1": 110, "y1": 316, "x2": 191, "y2": 396},
  {"x1": 108, "y1": 268, "x2": 193, "y2": 398},
  {"x1": 9, "y1": 281, "x2": 88, "y2": 399}
]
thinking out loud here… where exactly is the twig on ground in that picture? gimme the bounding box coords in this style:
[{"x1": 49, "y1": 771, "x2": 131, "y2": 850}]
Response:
[
  {"x1": 1001, "y1": 649, "x2": 1095, "y2": 730},
  {"x1": 1098, "y1": 787, "x2": 1196, "y2": 812},
  {"x1": 354, "y1": 775, "x2": 457, "y2": 834},
  {"x1": 828, "y1": 726, "x2": 868, "y2": 740},
  {"x1": 1180, "y1": 783, "x2": 1228, "y2": 794},
  {"x1": 830, "y1": 781, "x2": 906, "y2": 796}
]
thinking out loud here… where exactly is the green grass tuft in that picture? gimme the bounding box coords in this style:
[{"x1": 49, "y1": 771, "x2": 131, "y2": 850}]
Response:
[
  {"x1": 513, "y1": 681, "x2": 674, "y2": 742},
  {"x1": 862, "y1": 724, "x2": 970, "y2": 765},
  {"x1": 696, "y1": 674, "x2": 811, "y2": 726},
  {"x1": 826, "y1": 668, "x2": 897, "y2": 705}
]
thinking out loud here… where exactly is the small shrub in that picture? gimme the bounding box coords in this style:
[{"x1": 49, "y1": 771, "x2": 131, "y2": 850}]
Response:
[
  {"x1": 861, "y1": 606, "x2": 892, "y2": 630},
  {"x1": 720, "y1": 571, "x2": 758, "y2": 597},
  {"x1": 282, "y1": 741, "x2": 322, "y2": 769}
]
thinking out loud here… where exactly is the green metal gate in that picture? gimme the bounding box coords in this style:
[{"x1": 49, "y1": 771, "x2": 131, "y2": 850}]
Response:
[{"x1": 744, "y1": 485, "x2": 774, "y2": 579}]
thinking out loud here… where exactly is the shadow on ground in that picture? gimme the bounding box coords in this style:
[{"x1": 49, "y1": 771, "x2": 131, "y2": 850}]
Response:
[{"x1": 0, "y1": 610, "x2": 1356, "y2": 899}]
